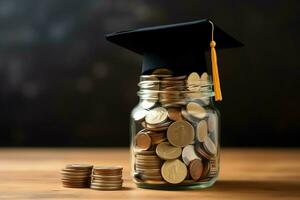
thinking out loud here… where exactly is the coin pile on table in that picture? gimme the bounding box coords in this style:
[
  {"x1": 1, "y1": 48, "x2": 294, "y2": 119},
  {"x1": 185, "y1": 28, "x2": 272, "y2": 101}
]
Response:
[
  {"x1": 91, "y1": 166, "x2": 123, "y2": 190},
  {"x1": 133, "y1": 69, "x2": 218, "y2": 186},
  {"x1": 60, "y1": 164, "x2": 93, "y2": 188}
]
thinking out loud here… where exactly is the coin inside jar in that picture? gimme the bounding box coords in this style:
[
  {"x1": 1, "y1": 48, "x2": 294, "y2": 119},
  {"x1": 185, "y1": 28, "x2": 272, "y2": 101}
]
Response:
[
  {"x1": 208, "y1": 114, "x2": 217, "y2": 133},
  {"x1": 152, "y1": 68, "x2": 173, "y2": 75},
  {"x1": 186, "y1": 102, "x2": 207, "y2": 119},
  {"x1": 203, "y1": 136, "x2": 217, "y2": 155},
  {"x1": 167, "y1": 120, "x2": 194, "y2": 147},
  {"x1": 189, "y1": 159, "x2": 203, "y2": 181},
  {"x1": 132, "y1": 107, "x2": 149, "y2": 122},
  {"x1": 135, "y1": 132, "x2": 152, "y2": 151},
  {"x1": 182, "y1": 144, "x2": 201, "y2": 165},
  {"x1": 156, "y1": 142, "x2": 182, "y2": 160},
  {"x1": 196, "y1": 120, "x2": 208, "y2": 142},
  {"x1": 187, "y1": 72, "x2": 201, "y2": 91},
  {"x1": 145, "y1": 107, "x2": 168, "y2": 125},
  {"x1": 167, "y1": 107, "x2": 183, "y2": 121},
  {"x1": 161, "y1": 159, "x2": 187, "y2": 184}
]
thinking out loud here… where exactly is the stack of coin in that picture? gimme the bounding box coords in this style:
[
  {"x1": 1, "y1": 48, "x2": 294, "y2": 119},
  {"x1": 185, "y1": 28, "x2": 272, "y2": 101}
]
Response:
[
  {"x1": 91, "y1": 166, "x2": 123, "y2": 190},
  {"x1": 135, "y1": 153, "x2": 163, "y2": 182},
  {"x1": 132, "y1": 69, "x2": 219, "y2": 186},
  {"x1": 61, "y1": 164, "x2": 93, "y2": 188},
  {"x1": 159, "y1": 75, "x2": 187, "y2": 107}
]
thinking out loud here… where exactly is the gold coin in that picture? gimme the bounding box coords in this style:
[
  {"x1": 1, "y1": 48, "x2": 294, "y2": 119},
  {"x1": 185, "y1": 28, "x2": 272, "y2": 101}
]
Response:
[
  {"x1": 187, "y1": 72, "x2": 201, "y2": 91},
  {"x1": 186, "y1": 102, "x2": 207, "y2": 119},
  {"x1": 156, "y1": 142, "x2": 182, "y2": 160},
  {"x1": 196, "y1": 120, "x2": 208, "y2": 142},
  {"x1": 189, "y1": 159, "x2": 203, "y2": 181},
  {"x1": 200, "y1": 72, "x2": 209, "y2": 81},
  {"x1": 145, "y1": 107, "x2": 168, "y2": 125},
  {"x1": 135, "y1": 132, "x2": 152, "y2": 151},
  {"x1": 161, "y1": 159, "x2": 187, "y2": 184},
  {"x1": 167, "y1": 107, "x2": 183, "y2": 121},
  {"x1": 167, "y1": 120, "x2": 194, "y2": 147}
]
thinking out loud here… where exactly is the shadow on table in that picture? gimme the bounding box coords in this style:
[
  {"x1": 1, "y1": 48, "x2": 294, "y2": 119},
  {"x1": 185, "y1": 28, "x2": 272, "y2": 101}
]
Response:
[{"x1": 207, "y1": 180, "x2": 300, "y2": 197}]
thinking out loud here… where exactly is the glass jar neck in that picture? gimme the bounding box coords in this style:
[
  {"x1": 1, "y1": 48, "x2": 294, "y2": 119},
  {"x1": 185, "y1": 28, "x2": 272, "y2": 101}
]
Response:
[{"x1": 137, "y1": 75, "x2": 215, "y2": 106}]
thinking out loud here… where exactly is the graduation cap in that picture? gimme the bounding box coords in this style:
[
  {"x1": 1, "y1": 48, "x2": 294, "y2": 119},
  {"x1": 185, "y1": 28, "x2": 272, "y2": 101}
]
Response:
[{"x1": 105, "y1": 19, "x2": 243, "y2": 101}]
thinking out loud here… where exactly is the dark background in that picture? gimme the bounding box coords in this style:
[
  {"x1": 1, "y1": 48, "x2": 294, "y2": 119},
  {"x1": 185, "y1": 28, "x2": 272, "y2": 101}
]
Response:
[{"x1": 0, "y1": 0, "x2": 299, "y2": 147}]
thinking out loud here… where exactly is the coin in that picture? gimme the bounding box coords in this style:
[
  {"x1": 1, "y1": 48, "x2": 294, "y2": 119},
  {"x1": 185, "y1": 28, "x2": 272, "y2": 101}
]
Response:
[
  {"x1": 61, "y1": 164, "x2": 93, "y2": 188},
  {"x1": 161, "y1": 159, "x2": 187, "y2": 184},
  {"x1": 135, "y1": 131, "x2": 152, "y2": 151},
  {"x1": 92, "y1": 179, "x2": 123, "y2": 184},
  {"x1": 90, "y1": 185, "x2": 122, "y2": 190},
  {"x1": 140, "y1": 174, "x2": 163, "y2": 181},
  {"x1": 196, "y1": 120, "x2": 208, "y2": 142},
  {"x1": 92, "y1": 176, "x2": 122, "y2": 181},
  {"x1": 156, "y1": 142, "x2": 182, "y2": 160},
  {"x1": 162, "y1": 75, "x2": 187, "y2": 81},
  {"x1": 148, "y1": 131, "x2": 166, "y2": 144},
  {"x1": 167, "y1": 107, "x2": 183, "y2": 121},
  {"x1": 200, "y1": 160, "x2": 211, "y2": 179},
  {"x1": 167, "y1": 120, "x2": 194, "y2": 147},
  {"x1": 181, "y1": 108, "x2": 198, "y2": 124},
  {"x1": 203, "y1": 136, "x2": 217, "y2": 155},
  {"x1": 194, "y1": 142, "x2": 214, "y2": 160},
  {"x1": 132, "y1": 107, "x2": 149, "y2": 121},
  {"x1": 65, "y1": 164, "x2": 93, "y2": 170},
  {"x1": 208, "y1": 114, "x2": 217, "y2": 133},
  {"x1": 182, "y1": 145, "x2": 201, "y2": 165},
  {"x1": 141, "y1": 99, "x2": 157, "y2": 109},
  {"x1": 152, "y1": 68, "x2": 173, "y2": 75},
  {"x1": 189, "y1": 159, "x2": 203, "y2": 181},
  {"x1": 200, "y1": 72, "x2": 209, "y2": 81},
  {"x1": 93, "y1": 166, "x2": 123, "y2": 174},
  {"x1": 145, "y1": 107, "x2": 168, "y2": 124},
  {"x1": 187, "y1": 72, "x2": 201, "y2": 91},
  {"x1": 60, "y1": 171, "x2": 91, "y2": 176},
  {"x1": 134, "y1": 149, "x2": 156, "y2": 155},
  {"x1": 186, "y1": 102, "x2": 207, "y2": 119}
]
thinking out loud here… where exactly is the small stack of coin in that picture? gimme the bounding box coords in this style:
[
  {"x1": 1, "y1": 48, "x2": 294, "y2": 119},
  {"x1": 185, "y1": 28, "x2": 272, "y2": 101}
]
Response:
[
  {"x1": 61, "y1": 164, "x2": 93, "y2": 188},
  {"x1": 135, "y1": 153, "x2": 163, "y2": 182},
  {"x1": 91, "y1": 166, "x2": 123, "y2": 190}
]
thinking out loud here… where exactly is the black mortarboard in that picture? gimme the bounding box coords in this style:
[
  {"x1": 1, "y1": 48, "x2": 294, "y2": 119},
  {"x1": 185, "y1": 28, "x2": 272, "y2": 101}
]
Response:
[{"x1": 105, "y1": 19, "x2": 243, "y2": 101}]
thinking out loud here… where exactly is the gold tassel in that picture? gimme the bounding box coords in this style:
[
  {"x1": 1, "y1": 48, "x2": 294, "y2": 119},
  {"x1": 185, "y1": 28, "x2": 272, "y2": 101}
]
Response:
[{"x1": 209, "y1": 21, "x2": 222, "y2": 101}]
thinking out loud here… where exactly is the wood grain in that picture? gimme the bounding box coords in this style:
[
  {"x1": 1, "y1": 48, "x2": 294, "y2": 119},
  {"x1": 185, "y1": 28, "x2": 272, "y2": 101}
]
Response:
[{"x1": 0, "y1": 148, "x2": 299, "y2": 200}]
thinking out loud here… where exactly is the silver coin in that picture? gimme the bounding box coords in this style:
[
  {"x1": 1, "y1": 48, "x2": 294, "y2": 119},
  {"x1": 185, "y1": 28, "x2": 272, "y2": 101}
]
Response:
[
  {"x1": 145, "y1": 107, "x2": 168, "y2": 125},
  {"x1": 132, "y1": 107, "x2": 149, "y2": 121},
  {"x1": 203, "y1": 136, "x2": 217, "y2": 155},
  {"x1": 141, "y1": 99, "x2": 157, "y2": 109},
  {"x1": 208, "y1": 114, "x2": 217, "y2": 133},
  {"x1": 182, "y1": 145, "x2": 201, "y2": 165}
]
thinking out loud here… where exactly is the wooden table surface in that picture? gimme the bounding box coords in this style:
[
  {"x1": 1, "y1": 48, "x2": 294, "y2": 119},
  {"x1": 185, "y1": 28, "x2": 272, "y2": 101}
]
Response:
[{"x1": 0, "y1": 148, "x2": 299, "y2": 200}]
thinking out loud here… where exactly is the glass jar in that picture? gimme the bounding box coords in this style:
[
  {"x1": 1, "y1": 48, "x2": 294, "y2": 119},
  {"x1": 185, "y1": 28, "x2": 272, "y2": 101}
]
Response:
[{"x1": 130, "y1": 71, "x2": 220, "y2": 190}]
